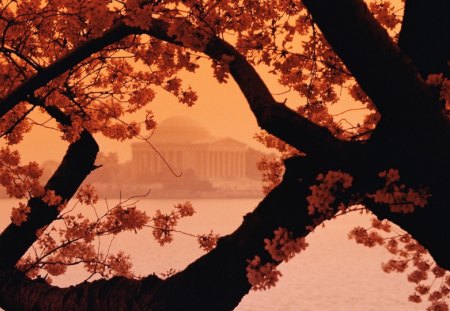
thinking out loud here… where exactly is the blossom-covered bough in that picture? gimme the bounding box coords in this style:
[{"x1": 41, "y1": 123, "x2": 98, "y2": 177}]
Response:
[{"x1": 0, "y1": 0, "x2": 449, "y2": 310}]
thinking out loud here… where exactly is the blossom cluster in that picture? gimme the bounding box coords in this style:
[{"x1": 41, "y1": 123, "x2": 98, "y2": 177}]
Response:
[
  {"x1": 84, "y1": 0, "x2": 114, "y2": 38},
  {"x1": 369, "y1": 169, "x2": 430, "y2": 213},
  {"x1": 76, "y1": 184, "x2": 99, "y2": 205},
  {"x1": 256, "y1": 157, "x2": 284, "y2": 195},
  {"x1": 111, "y1": 205, "x2": 150, "y2": 232},
  {"x1": 104, "y1": 251, "x2": 133, "y2": 277},
  {"x1": 264, "y1": 227, "x2": 308, "y2": 262},
  {"x1": 426, "y1": 73, "x2": 450, "y2": 111},
  {"x1": 247, "y1": 227, "x2": 308, "y2": 291},
  {"x1": 42, "y1": 190, "x2": 65, "y2": 211},
  {"x1": 152, "y1": 201, "x2": 196, "y2": 245},
  {"x1": 0, "y1": 147, "x2": 44, "y2": 199},
  {"x1": 348, "y1": 226, "x2": 384, "y2": 248},
  {"x1": 368, "y1": 1, "x2": 402, "y2": 31},
  {"x1": 152, "y1": 210, "x2": 179, "y2": 245},
  {"x1": 174, "y1": 201, "x2": 195, "y2": 217},
  {"x1": 349, "y1": 217, "x2": 449, "y2": 310},
  {"x1": 306, "y1": 170, "x2": 353, "y2": 218},
  {"x1": 246, "y1": 255, "x2": 282, "y2": 291},
  {"x1": 123, "y1": 0, "x2": 153, "y2": 30},
  {"x1": 197, "y1": 231, "x2": 220, "y2": 252},
  {"x1": 167, "y1": 19, "x2": 210, "y2": 52},
  {"x1": 10, "y1": 203, "x2": 31, "y2": 226}
]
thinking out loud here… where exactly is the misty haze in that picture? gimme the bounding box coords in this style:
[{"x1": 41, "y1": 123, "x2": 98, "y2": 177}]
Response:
[{"x1": 33, "y1": 116, "x2": 271, "y2": 199}]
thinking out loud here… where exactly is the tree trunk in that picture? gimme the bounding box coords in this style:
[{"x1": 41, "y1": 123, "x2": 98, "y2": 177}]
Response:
[{"x1": 0, "y1": 130, "x2": 99, "y2": 267}]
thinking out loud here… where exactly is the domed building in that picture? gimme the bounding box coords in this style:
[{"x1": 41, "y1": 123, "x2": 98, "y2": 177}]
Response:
[
  {"x1": 131, "y1": 116, "x2": 264, "y2": 183},
  {"x1": 148, "y1": 116, "x2": 212, "y2": 144}
]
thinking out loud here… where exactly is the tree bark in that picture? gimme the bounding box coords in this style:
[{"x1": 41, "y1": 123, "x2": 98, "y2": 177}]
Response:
[
  {"x1": 299, "y1": 0, "x2": 450, "y2": 269},
  {"x1": 0, "y1": 156, "x2": 335, "y2": 311},
  {"x1": 301, "y1": 0, "x2": 448, "y2": 134},
  {"x1": 146, "y1": 18, "x2": 354, "y2": 160},
  {"x1": 147, "y1": 15, "x2": 450, "y2": 269},
  {"x1": 399, "y1": 0, "x2": 450, "y2": 79},
  {"x1": 0, "y1": 152, "x2": 448, "y2": 310},
  {"x1": 0, "y1": 130, "x2": 99, "y2": 267}
]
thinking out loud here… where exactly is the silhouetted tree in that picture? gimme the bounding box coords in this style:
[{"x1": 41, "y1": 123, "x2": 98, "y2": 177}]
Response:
[{"x1": 0, "y1": 0, "x2": 448, "y2": 310}]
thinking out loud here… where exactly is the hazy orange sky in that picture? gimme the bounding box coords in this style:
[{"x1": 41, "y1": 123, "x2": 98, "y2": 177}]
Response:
[
  {"x1": 8, "y1": 58, "x2": 366, "y2": 165},
  {"x1": 0, "y1": 0, "x2": 404, "y2": 167}
]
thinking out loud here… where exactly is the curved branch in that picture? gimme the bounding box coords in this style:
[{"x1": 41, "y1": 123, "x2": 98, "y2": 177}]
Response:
[
  {"x1": 398, "y1": 0, "x2": 450, "y2": 79},
  {"x1": 0, "y1": 129, "x2": 99, "y2": 267},
  {"x1": 0, "y1": 21, "x2": 140, "y2": 120},
  {"x1": 0, "y1": 14, "x2": 352, "y2": 159},
  {"x1": 0, "y1": 98, "x2": 98, "y2": 267},
  {"x1": 0, "y1": 105, "x2": 35, "y2": 139},
  {"x1": 209, "y1": 39, "x2": 353, "y2": 158},
  {"x1": 0, "y1": 156, "x2": 330, "y2": 311},
  {"x1": 146, "y1": 18, "x2": 355, "y2": 159},
  {"x1": 27, "y1": 95, "x2": 71, "y2": 126},
  {"x1": 360, "y1": 192, "x2": 450, "y2": 270},
  {"x1": 301, "y1": 0, "x2": 448, "y2": 129},
  {"x1": 0, "y1": 266, "x2": 162, "y2": 311},
  {"x1": 0, "y1": 154, "x2": 448, "y2": 310}
]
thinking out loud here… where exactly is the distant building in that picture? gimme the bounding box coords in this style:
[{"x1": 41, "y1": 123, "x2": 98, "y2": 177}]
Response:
[{"x1": 131, "y1": 116, "x2": 265, "y2": 183}]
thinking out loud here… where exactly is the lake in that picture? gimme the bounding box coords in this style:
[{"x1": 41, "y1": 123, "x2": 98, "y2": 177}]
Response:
[{"x1": 0, "y1": 198, "x2": 432, "y2": 310}]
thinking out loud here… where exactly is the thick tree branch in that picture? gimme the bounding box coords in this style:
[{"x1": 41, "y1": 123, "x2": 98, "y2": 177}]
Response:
[
  {"x1": 0, "y1": 156, "x2": 330, "y2": 311},
  {"x1": 147, "y1": 19, "x2": 355, "y2": 159},
  {"x1": 144, "y1": 15, "x2": 450, "y2": 269},
  {"x1": 0, "y1": 7, "x2": 447, "y2": 311},
  {"x1": 0, "y1": 14, "x2": 352, "y2": 159},
  {"x1": 0, "y1": 265, "x2": 162, "y2": 311},
  {"x1": 145, "y1": 17, "x2": 449, "y2": 271},
  {"x1": 209, "y1": 39, "x2": 354, "y2": 159},
  {"x1": 346, "y1": 157, "x2": 450, "y2": 270},
  {"x1": 0, "y1": 129, "x2": 99, "y2": 267},
  {"x1": 0, "y1": 98, "x2": 98, "y2": 267},
  {"x1": 300, "y1": 1, "x2": 450, "y2": 236},
  {"x1": 399, "y1": 0, "x2": 450, "y2": 79},
  {"x1": 301, "y1": 0, "x2": 448, "y2": 129},
  {"x1": 0, "y1": 21, "x2": 139, "y2": 120},
  {"x1": 362, "y1": 191, "x2": 450, "y2": 270},
  {"x1": 0, "y1": 154, "x2": 447, "y2": 310}
]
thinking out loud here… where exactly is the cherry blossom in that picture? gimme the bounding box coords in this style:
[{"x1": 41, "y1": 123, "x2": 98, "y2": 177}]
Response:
[
  {"x1": 197, "y1": 231, "x2": 219, "y2": 252},
  {"x1": 76, "y1": 184, "x2": 99, "y2": 205},
  {"x1": 246, "y1": 255, "x2": 282, "y2": 291},
  {"x1": 0, "y1": 1, "x2": 446, "y2": 309},
  {"x1": 306, "y1": 170, "x2": 353, "y2": 217},
  {"x1": 369, "y1": 169, "x2": 430, "y2": 213},
  {"x1": 264, "y1": 227, "x2": 308, "y2": 263}
]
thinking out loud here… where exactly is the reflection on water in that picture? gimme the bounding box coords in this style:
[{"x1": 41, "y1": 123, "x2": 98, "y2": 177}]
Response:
[{"x1": 0, "y1": 199, "x2": 429, "y2": 310}]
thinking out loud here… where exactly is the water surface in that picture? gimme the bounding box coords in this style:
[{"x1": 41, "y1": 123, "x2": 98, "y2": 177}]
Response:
[{"x1": 0, "y1": 198, "x2": 430, "y2": 310}]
